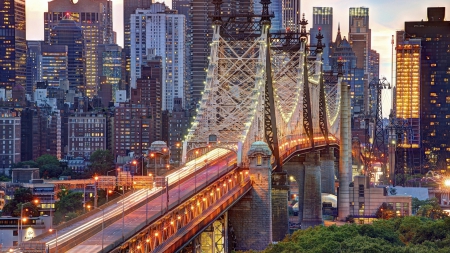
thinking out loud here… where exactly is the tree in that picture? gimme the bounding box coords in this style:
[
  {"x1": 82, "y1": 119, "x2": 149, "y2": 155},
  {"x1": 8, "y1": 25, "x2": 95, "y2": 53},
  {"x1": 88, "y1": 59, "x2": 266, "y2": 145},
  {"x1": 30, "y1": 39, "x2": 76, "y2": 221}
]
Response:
[
  {"x1": 40, "y1": 163, "x2": 63, "y2": 179},
  {"x1": 36, "y1": 154, "x2": 61, "y2": 178},
  {"x1": 89, "y1": 149, "x2": 114, "y2": 175},
  {"x1": 55, "y1": 190, "x2": 83, "y2": 214},
  {"x1": 12, "y1": 160, "x2": 39, "y2": 168},
  {"x1": 376, "y1": 202, "x2": 395, "y2": 219},
  {"x1": 1, "y1": 188, "x2": 38, "y2": 217},
  {"x1": 414, "y1": 198, "x2": 448, "y2": 219},
  {"x1": 36, "y1": 154, "x2": 60, "y2": 167}
]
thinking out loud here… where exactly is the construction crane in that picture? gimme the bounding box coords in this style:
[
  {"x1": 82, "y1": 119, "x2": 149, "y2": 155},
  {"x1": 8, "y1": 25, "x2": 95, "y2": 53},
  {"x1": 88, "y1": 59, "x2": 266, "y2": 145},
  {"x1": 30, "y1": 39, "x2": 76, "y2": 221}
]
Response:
[{"x1": 365, "y1": 77, "x2": 391, "y2": 182}]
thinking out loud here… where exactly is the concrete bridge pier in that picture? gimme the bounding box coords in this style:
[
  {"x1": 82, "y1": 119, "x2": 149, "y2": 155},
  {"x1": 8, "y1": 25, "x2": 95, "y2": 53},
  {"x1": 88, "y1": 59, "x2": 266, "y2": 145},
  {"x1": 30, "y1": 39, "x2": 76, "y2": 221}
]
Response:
[
  {"x1": 271, "y1": 171, "x2": 289, "y2": 242},
  {"x1": 228, "y1": 141, "x2": 272, "y2": 251},
  {"x1": 283, "y1": 159, "x2": 305, "y2": 225},
  {"x1": 321, "y1": 148, "x2": 336, "y2": 195},
  {"x1": 301, "y1": 152, "x2": 323, "y2": 229}
]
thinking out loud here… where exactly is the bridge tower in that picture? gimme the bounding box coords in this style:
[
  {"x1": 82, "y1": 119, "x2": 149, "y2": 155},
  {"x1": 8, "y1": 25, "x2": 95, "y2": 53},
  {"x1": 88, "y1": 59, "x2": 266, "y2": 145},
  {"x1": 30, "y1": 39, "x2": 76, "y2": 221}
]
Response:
[{"x1": 228, "y1": 141, "x2": 273, "y2": 251}]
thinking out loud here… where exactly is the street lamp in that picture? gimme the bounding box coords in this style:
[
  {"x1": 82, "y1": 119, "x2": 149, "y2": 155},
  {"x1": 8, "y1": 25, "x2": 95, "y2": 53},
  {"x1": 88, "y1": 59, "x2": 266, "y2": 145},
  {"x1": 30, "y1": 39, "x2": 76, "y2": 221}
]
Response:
[
  {"x1": 105, "y1": 169, "x2": 117, "y2": 203},
  {"x1": 150, "y1": 153, "x2": 157, "y2": 176},
  {"x1": 444, "y1": 179, "x2": 450, "y2": 187},
  {"x1": 49, "y1": 228, "x2": 58, "y2": 253},
  {"x1": 94, "y1": 176, "x2": 99, "y2": 208},
  {"x1": 18, "y1": 199, "x2": 39, "y2": 245},
  {"x1": 88, "y1": 205, "x2": 105, "y2": 252}
]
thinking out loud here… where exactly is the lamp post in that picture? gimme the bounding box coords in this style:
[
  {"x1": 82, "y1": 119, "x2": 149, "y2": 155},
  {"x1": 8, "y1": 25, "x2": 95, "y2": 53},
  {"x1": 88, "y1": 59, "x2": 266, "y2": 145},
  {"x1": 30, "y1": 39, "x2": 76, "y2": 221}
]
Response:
[
  {"x1": 87, "y1": 205, "x2": 105, "y2": 252},
  {"x1": 93, "y1": 176, "x2": 99, "y2": 208},
  {"x1": 18, "y1": 199, "x2": 39, "y2": 245},
  {"x1": 105, "y1": 169, "x2": 117, "y2": 203},
  {"x1": 150, "y1": 153, "x2": 157, "y2": 176},
  {"x1": 49, "y1": 228, "x2": 58, "y2": 253}
]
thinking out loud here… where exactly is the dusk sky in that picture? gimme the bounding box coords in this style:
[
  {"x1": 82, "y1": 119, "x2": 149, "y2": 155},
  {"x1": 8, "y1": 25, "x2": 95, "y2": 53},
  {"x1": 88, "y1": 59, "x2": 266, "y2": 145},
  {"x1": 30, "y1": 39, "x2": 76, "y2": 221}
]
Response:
[{"x1": 26, "y1": 0, "x2": 449, "y2": 117}]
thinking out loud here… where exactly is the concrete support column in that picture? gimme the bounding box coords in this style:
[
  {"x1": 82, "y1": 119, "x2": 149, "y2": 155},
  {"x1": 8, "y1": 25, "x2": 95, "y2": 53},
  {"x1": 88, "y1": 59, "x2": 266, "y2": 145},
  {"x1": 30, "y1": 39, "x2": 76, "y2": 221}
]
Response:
[
  {"x1": 228, "y1": 142, "x2": 272, "y2": 251},
  {"x1": 338, "y1": 82, "x2": 351, "y2": 221},
  {"x1": 284, "y1": 161, "x2": 305, "y2": 225},
  {"x1": 321, "y1": 148, "x2": 335, "y2": 195},
  {"x1": 347, "y1": 85, "x2": 352, "y2": 183},
  {"x1": 272, "y1": 172, "x2": 289, "y2": 242},
  {"x1": 302, "y1": 152, "x2": 322, "y2": 229}
]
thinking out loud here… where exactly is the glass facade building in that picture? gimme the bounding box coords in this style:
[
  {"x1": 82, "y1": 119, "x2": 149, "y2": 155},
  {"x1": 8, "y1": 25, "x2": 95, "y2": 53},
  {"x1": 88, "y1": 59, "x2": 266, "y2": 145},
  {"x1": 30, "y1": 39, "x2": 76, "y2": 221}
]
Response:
[
  {"x1": 399, "y1": 7, "x2": 450, "y2": 171},
  {"x1": 50, "y1": 19, "x2": 85, "y2": 93},
  {"x1": 41, "y1": 45, "x2": 68, "y2": 87},
  {"x1": 0, "y1": 0, "x2": 26, "y2": 89}
]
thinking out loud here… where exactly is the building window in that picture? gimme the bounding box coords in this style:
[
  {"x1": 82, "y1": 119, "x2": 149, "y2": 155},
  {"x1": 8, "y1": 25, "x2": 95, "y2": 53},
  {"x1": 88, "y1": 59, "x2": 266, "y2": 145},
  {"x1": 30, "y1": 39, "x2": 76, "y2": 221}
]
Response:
[
  {"x1": 257, "y1": 155, "x2": 262, "y2": 166},
  {"x1": 358, "y1": 184, "x2": 364, "y2": 197}
]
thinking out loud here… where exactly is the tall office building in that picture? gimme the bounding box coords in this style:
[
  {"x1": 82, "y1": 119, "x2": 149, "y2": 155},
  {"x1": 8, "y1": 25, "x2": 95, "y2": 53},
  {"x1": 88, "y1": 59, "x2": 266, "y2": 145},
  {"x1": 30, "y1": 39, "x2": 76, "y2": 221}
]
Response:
[
  {"x1": 282, "y1": 0, "x2": 301, "y2": 32},
  {"x1": 97, "y1": 44, "x2": 124, "y2": 107},
  {"x1": 131, "y1": 4, "x2": 185, "y2": 111},
  {"x1": 330, "y1": 34, "x2": 364, "y2": 116},
  {"x1": 348, "y1": 7, "x2": 371, "y2": 72},
  {"x1": 45, "y1": 0, "x2": 114, "y2": 98},
  {"x1": 26, "y1": 41, "x2": 44, "y2": 97},
  {"x1": 124, "y1": 0, "x2": 153, "y2": 97},
  {"x1": 41, "y1": 45, "x2": 68, "y2": 87},
  {"x1": 349, "y1": 7, "x2": 371, "y2": 115},
  {"x1": 310, "y1": 7, "x2": 333, "y2": 69},
  {"x1": 50, "y1": 19, "x2": 85, "y2": 93},
  {"x1": 0, "y1": 0, "x2": 26, "y2": 89},
  {"x1": 173, "y1": 0, "x2": 192, "y2": 110},
  {"x1": 397, "y1": 7, "x2": 450, "y2": 170}
]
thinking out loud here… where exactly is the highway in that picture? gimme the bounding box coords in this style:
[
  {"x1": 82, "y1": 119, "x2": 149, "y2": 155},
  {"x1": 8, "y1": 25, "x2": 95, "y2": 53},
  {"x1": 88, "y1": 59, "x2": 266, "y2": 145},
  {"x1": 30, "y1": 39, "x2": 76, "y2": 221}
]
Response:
[{"x1": 42, "y1": 148, "x2": 235, "y2": 252}]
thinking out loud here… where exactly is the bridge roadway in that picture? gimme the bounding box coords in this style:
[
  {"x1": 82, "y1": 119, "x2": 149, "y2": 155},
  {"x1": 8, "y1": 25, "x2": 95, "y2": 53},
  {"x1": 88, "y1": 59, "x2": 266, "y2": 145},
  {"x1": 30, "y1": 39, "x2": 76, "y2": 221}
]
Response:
[{"x1": 46, "y1": 149, "x2": 235, "y2": 252}]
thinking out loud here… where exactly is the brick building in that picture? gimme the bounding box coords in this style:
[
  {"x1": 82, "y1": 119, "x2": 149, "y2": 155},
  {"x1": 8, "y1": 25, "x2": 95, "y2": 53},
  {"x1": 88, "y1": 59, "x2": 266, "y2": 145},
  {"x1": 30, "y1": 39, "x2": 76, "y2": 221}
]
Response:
[
  {"x1": 114, "y1": 103, "x2": 153, "y2": 158},
  {"x1": 67, "y1": 112, "x2": 108, "y2": 158}
]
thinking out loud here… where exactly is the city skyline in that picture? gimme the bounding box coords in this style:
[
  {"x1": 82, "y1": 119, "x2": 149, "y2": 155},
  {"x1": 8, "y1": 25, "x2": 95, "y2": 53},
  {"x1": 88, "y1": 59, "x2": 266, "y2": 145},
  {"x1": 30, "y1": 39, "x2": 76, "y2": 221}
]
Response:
[{"x1": 26, "y1": 0, "x2": 449, "y2": 116}]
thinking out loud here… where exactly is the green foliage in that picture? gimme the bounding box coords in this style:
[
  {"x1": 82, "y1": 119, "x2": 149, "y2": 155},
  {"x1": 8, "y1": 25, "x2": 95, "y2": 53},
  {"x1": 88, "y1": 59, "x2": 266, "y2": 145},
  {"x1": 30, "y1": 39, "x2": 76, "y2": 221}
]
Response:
[
  {"x1": 36, "y1": 154, "x2": 62, "y2": 179},
  {"x1": 241, "y1": 216, "x2": 450, "y2": 253},
  {"x1": 0, "y1": 174, "x2": 11, "y2": 181},
  {"x1": 56, "y1": 190, "x2": 83, "y2": 214},
  {"x1": 89, "y1": 149, "x2": 114, "y2": 175},
  {"x1": 12, "y1": 160, "x2": 39, "y2": 168},
  {"x1": 414, "y1": 198, "x2": 448, "y2": 219},
  {"x1": 1, "y1": 188, "x2": 38, "y2": 217}
]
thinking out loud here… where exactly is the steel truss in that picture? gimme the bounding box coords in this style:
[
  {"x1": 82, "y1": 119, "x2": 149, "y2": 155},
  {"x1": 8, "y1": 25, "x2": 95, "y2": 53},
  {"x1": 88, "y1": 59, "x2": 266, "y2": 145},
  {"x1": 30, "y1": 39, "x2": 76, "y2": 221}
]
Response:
[{"x1": 183, "y1": 2, "x2": 341, "y2": 166}]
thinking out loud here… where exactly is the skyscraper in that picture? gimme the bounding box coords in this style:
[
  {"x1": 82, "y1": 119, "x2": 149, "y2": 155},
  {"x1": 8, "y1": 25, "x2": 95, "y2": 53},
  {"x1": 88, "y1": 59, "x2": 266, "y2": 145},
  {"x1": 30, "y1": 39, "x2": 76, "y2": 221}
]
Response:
[
  {"x1": 349, "y1": 7, "x2": 371, "y2": 115},
  {"x1": 50, "y1": 19, "x2": 85, "y2": 93},
  {"x1": 282, "y1": 0, "x2": 301, "y2": 32},
  {"x1": 310, "y1": 7, "x2": 333, "y2": 69},
  {"x1": 97, "y1": 44, "x2": 124, "y2": 107},
  {"x1": 123, "y1": 0, "x2": 153, "y2": 97},
  {"x1": 26, "y1": 41, "x2": 44, "y2": 97},
  {"x1": 348, "y1": 7, "x2": 371, "y2": 72},
  {"x1": 45, "y1": 0, "x2": 114, "y2": 98},
  {"x1": 130, "y1": 4, "x2": 185, "y2": 111},
  {"x1": 0, "y1": 0, "x2": 26, "y2": 89},
  {"x1": 397, "y1": 7, "x2": 450, "y2": 171},
  {"x1": 41, "y1": 45, "x2": 68, "y2": 87}
]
